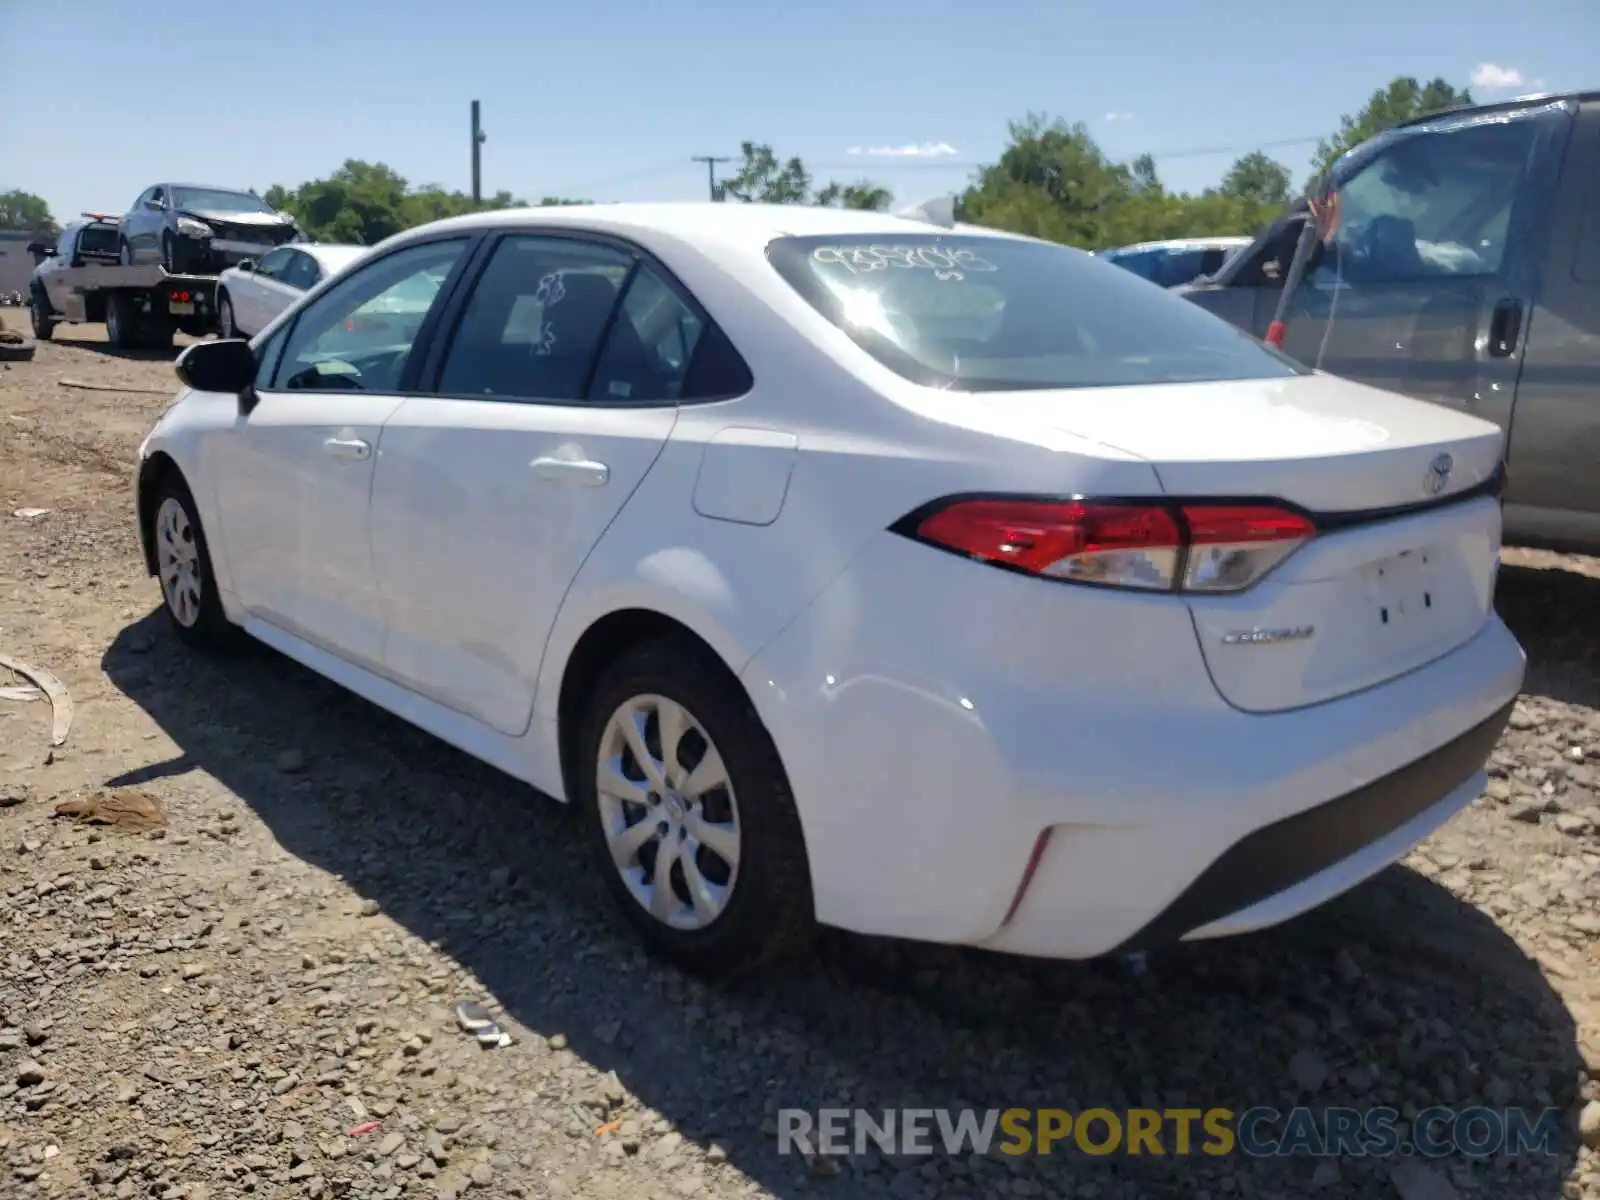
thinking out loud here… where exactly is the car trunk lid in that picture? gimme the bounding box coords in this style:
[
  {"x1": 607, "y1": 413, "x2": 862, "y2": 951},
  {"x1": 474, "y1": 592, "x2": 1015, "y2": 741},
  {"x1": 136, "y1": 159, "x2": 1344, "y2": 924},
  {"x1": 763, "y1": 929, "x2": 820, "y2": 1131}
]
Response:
[{"x1": 944, "y1": 374, "x2": 1506, "y2": 713}]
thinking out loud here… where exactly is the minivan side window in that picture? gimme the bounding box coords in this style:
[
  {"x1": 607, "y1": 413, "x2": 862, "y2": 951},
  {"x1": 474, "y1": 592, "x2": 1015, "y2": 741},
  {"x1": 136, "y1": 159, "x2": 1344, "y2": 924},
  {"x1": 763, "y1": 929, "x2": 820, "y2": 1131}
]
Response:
[{"x1": 1315, "y1": 119, "x2": 1541, "y2": 285}]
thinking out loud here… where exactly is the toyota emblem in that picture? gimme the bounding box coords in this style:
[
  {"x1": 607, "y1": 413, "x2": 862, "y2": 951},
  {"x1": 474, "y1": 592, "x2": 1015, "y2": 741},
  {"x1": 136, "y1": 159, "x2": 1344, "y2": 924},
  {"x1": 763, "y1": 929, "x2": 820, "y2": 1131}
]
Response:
[{"x1": 1424, "y1": 453, "x2": 1453, "y2": 496}]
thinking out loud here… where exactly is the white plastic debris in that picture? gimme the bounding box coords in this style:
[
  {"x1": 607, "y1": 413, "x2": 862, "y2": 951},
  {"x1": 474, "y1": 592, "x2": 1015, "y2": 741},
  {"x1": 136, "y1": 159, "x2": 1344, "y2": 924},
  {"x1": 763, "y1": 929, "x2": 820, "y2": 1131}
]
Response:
[{"x1": 455, "y1": 1000, "x2": 512, "y2": 1049}]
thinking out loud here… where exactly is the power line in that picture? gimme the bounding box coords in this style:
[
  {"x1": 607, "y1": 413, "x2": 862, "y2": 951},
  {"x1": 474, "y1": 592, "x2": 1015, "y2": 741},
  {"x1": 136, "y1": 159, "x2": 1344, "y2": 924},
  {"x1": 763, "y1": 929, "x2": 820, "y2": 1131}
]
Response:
[
  {"x1": 806, "y1": 133, "x2": 1325, "y2": 172},
  {"x1": 512, "y1": 158, "x2": 697, "y2": 201},
  {"x1": 513, "y1": 132, "x2": 1328, "y2": 202},
  {"x1": 691, "y1": 155, "x2": 731, "y2": 201}
]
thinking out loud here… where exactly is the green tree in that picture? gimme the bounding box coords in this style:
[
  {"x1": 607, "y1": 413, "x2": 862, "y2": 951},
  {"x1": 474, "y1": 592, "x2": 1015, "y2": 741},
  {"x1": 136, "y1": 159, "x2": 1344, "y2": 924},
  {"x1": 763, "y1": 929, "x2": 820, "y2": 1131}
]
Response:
[
  {"x1": 814, "y1": 181, "x2": 893, "y2": 211},
  {"x1": 959, "y1": 114, "x2": 1143, "y2": 247},
  {"x1": 265, "y1": 162, "x2": 539, "y2": 244},
  {"x1": 717, "y1": 141, "x2": 890, "y2": 208},
  {"x1": 1310, "y1": 76, "x2": 1473, "y2": 181},
  {"x1": 717, "y1": 142, "x2": 813, "y2": 204},
  {"x1": 1217, "y1": 151, "x2": 1292, "y2": 208},
  {"x1": 0, "y1": 190, "x2": 58, "y2": 237}
]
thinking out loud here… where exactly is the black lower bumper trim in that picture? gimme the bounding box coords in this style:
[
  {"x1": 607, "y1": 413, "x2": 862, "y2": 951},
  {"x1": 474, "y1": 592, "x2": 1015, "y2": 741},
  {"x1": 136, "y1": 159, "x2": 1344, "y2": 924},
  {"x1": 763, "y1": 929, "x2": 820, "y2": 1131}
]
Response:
[{"x1": 1114, "y1": 699, "x2": 1514, "y2": 952}]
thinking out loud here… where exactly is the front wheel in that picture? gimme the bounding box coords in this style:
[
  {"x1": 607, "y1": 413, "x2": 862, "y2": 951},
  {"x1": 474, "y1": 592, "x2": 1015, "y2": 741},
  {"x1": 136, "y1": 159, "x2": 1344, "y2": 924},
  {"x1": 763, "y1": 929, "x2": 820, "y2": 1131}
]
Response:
[
  {"x1": 578, "y1": 635, "x2": 814, "y2": 975},
  {"x1": 150, "y1": 474, "x2": 236, "y2": 651},
  {"x1": 30, "y1": 290, "x2": 55, "y2": 341}
]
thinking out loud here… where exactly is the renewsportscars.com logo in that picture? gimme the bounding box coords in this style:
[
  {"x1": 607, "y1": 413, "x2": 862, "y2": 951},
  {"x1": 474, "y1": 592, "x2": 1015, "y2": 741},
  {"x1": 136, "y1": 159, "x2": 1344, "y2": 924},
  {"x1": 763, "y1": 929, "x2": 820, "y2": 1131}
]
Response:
[{"x1": 777, "y1": 1106, "x2": 1564, "y2": 1159}]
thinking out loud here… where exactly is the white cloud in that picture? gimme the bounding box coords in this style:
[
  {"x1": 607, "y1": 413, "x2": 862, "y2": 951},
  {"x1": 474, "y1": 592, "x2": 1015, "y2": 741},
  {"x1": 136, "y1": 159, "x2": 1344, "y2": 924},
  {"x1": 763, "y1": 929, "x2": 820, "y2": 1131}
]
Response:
[
  {"x1": 845, "y1": 141, "x2": 959, "y2": 158},
  {"x1": 1470, "y1": 62, "x2": 1525, "y2": 90},
  {"x1": 1104, "y1": 111, "x2": 1135, "y2": 123}
]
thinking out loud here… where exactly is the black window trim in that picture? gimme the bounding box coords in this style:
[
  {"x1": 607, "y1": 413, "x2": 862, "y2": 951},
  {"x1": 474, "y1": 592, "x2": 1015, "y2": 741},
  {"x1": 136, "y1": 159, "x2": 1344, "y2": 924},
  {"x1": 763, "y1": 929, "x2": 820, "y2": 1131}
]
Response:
[
  {"x1": 257, "y1": 230, "x2": 484, "y2": 394},
  {"x1": 412, "y1": 225, "x2": 754, "y2": 410}
]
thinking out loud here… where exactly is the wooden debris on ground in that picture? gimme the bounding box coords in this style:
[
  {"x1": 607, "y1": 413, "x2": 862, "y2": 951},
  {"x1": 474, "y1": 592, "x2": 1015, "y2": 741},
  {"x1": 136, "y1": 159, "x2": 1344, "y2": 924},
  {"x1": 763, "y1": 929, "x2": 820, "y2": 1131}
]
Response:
[{"x1": 52, "y1": 789, "x2": 165, "y2": 830}]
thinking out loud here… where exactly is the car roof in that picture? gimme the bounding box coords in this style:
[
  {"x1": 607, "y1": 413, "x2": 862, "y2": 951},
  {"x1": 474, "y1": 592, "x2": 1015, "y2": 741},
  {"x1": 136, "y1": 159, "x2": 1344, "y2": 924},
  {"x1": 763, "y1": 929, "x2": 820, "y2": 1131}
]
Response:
[
  {"x1": 298, "y1": 243, "x2": 369, "y2": 269},
  {"x1": 1103, "y1": 236, "x2": 1252, "y2": 255},
  {"x1": 162, "y1": 183, "x2": 263, "y2": 198},
  {"x1": 389, "y1": 202, "x2": 1032, "y2": 254},
  {"x1": 1391, "y1": 89, "x2": 1600, "y2": 131}
]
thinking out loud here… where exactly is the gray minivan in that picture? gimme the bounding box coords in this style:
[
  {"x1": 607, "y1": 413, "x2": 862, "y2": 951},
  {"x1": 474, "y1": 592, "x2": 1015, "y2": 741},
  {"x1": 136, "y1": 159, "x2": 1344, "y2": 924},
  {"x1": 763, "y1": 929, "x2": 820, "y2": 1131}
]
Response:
[{"x1": 1182, "y1": 91, "x2": 1600, "y2": 554}]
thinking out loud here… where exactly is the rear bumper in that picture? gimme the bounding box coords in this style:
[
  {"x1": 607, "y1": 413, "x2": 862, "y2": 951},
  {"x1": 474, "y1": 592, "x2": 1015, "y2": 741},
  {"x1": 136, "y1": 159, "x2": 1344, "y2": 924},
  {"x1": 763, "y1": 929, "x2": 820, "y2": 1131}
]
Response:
[
  {"x1": 1113, "y1": 698, "x2": 1512, "y2": 951},
  {"x1": 741, "y1": 531, "x2": 1526, "y2": 958}
]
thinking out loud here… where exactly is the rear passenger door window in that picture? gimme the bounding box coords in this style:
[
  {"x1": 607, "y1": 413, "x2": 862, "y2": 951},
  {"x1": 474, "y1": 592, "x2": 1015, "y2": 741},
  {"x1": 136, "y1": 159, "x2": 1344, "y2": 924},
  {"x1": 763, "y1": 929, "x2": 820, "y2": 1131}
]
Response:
[
  {"x1": 588, "y1": 264, "x2": 705, "y2": 402},
  {"x1": 434, "y1": 234, "x2": 736, "y2": 404},
  {"x1": 436, "y1": 236, "x2": 633, "y2": 401}
]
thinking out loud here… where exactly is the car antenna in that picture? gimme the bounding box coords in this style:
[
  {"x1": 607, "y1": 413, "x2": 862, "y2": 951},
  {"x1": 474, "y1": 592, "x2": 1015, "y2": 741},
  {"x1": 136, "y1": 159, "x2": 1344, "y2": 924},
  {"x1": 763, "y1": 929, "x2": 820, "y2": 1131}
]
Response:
[
  {"x1": 1264, "y1": 182, "x2": 1339, "y2": 349},
  {"x1": 894, "y1": 195, "x2": 957, "y2": 229}
]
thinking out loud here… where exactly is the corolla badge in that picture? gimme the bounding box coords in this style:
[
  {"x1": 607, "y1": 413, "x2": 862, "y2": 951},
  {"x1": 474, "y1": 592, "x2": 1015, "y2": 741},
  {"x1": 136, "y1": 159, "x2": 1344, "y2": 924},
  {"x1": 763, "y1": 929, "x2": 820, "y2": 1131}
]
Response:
[
  {"x1": 1220, "y1": 626, "x2": 1315, "y2": 646},
  {"x1": 1424, "y1": 452, "x2": 1453, "y2": 496}
]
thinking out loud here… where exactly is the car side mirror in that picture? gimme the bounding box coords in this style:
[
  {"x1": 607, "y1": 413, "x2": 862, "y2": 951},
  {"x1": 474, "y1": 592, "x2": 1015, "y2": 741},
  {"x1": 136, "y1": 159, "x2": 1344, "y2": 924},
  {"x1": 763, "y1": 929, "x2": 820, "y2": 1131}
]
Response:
[
  {"x1": 175, "y1": 339, "x2": 256, "y2": 395},
  {"x1": 236, "y1": 259, "x2": 256, "y2": 273}
]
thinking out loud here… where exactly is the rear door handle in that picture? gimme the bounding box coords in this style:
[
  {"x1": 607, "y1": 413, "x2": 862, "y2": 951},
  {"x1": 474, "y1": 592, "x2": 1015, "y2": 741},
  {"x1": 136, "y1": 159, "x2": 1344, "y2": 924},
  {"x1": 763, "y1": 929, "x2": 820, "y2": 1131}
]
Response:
[
  {"x1": 322, "y1": 437, "x2": 371, "y2": 461},
  {"x1": 1488, "y1": 298, "x2": 1524, "y2": 358},
  {"x1": 530, "y1": 457, "x2": 609, "y2": 487}
]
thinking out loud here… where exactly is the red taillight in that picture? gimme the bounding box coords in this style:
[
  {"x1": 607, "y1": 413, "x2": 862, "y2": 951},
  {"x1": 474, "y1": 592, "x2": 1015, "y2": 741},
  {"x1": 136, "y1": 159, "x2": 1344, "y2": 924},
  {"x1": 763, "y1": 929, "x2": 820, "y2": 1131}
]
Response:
[
  {"x1": 170, "y1": 290, "x2": 190, "y2": 303},
  {"x1": 905, "y1": 498, "x2": 1314, "y2": 593}
]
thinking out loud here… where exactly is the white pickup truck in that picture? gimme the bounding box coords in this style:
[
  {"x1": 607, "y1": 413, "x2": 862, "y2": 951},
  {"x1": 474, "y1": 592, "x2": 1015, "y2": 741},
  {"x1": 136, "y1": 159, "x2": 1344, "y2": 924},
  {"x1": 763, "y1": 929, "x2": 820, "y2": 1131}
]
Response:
[{"x1": 29, "y1": 214, "x2": 221, "y2": 350}]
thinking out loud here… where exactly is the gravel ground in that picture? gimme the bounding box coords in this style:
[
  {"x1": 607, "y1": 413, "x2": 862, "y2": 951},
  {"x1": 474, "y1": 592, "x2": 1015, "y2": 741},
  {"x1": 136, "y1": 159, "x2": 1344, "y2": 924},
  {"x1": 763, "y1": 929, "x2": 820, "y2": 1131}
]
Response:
[{"x1": 0, "y1": 322, "x2": 1598, "y2": 1200}]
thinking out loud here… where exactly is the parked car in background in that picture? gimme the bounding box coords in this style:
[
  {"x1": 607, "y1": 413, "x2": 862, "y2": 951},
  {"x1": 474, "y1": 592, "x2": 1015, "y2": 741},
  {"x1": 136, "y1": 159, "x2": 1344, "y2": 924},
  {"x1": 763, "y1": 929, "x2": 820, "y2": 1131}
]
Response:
[
  {"x1": 119, "y1": 184, "x2": 303, "y2": 275},
  {"x1": 136, "y1": 202, "x2": 1521, "y2": 974},
  {"x1": 1099, "y1": 236, "x2": 1252, "y2": 288},
  {"x1": 217, "y1": 243, "x2": 369, "y2": 338},
  {"x1": 1181, "y1": 89, "x2": 1600, "y2": 554}
]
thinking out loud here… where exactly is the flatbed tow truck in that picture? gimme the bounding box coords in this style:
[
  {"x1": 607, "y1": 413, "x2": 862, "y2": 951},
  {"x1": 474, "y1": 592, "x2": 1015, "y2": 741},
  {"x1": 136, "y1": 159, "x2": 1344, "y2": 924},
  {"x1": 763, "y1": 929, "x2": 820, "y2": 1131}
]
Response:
[{"x1": 29, "y1": 213, "x2": 221, "y2": 350}]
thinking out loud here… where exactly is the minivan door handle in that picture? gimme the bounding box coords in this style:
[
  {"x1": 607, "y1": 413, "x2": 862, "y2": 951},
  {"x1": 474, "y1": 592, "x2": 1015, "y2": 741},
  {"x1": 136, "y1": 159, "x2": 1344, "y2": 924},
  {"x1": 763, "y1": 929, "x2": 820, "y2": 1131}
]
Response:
[
  {"x1": 530, "y1": 457, "x2": 609, "y2": 487},
  {"x1": 1487, "y1": 298, "x2": 1524, "y2": 359}
]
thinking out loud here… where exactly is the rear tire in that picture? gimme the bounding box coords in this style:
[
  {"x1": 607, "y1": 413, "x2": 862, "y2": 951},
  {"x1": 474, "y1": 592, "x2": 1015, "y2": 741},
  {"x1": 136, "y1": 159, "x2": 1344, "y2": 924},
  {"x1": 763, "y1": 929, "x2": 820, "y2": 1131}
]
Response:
[
  {"x1": 106, "y1": 293, "x2": 140, "y2": 350},
  {"x1": 150, "y1": 472, "x2": 236, "y2": 652},
  {"x1": 577, "y1": 634, "x2": 814, "y2": 975},
  {"x1": 141, "y1": 309, "x2": 174, "y2": 351}
]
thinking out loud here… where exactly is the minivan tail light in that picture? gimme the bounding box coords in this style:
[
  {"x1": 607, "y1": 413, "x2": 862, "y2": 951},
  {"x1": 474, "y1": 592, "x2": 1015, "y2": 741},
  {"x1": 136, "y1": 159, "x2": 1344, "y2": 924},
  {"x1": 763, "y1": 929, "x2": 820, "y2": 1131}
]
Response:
[{"x1": 901, "y1": 498, "x2": 1314, "y2": 594}]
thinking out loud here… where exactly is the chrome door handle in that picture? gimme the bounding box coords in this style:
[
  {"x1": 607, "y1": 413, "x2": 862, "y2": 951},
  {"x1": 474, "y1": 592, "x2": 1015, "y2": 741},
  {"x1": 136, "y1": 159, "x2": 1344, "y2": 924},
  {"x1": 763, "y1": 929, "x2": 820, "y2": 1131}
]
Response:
[
  {"x1": 530, "y1": 457, "x2": 609, "y2": 487},
  {"x1": 323, "y1": 437, "x2": 371, "y2": 461}
]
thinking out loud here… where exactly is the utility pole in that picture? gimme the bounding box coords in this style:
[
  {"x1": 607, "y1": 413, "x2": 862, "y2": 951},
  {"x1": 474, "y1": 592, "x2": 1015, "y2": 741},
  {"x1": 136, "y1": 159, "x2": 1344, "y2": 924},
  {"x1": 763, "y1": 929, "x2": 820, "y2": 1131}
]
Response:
[
  {"x1": 691, "y1": 155, "x2": 730, "y2": 201},
  {"x1": 471, "y1": 100, "x2": 486, "y2": 205}
]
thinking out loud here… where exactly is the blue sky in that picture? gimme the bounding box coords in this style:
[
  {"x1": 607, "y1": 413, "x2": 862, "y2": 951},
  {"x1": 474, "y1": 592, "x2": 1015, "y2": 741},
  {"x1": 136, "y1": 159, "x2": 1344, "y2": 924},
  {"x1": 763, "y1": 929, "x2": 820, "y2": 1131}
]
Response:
[{"x1": 2, "y1": 0, "x2": 1591, "y2": 222}]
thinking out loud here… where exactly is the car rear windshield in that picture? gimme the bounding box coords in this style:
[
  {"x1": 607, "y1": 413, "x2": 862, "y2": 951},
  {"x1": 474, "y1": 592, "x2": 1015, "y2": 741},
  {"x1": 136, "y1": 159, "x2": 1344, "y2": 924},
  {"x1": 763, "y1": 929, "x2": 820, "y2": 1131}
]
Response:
[
  {"x1": 172, "y1": 188, "x2": 274, "y2": 214},
  {"x1": 766, "y1": 234, "x2": 1307, "y2": 392}
]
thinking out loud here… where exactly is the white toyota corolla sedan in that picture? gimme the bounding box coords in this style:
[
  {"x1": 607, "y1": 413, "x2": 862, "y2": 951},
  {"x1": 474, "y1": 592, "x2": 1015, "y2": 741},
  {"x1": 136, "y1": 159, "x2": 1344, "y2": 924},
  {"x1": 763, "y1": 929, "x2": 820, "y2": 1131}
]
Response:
[{"x1": 134, "y1": 202, "x2": 1525, "y2": 974}]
